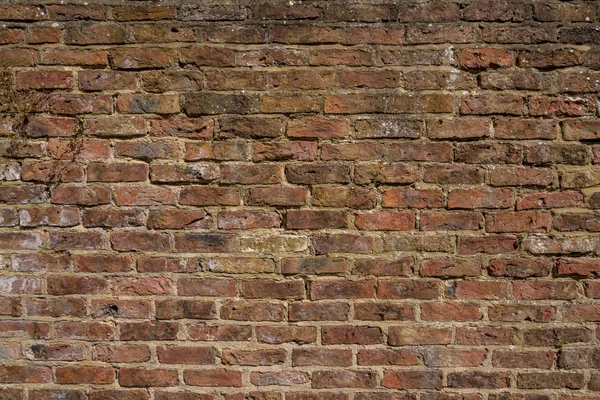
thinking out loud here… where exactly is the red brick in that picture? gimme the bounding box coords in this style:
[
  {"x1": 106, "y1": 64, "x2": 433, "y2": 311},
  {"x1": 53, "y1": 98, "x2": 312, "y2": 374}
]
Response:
[
  {"x1": 56, "y1": 366, "x2": 115, "y2": 384},
  {"x1": 313, "y1": 234, "x2": 374, "y2": 254},
  {"x1": 73, "y1": 254, "x2": 133, "y2": 273},
  {"x1": 488, "y1": 258, "x2": 552, "y2": 278},
  {"x1": 148, "y1": 209, "x2": 211, "y2": 229},
  {"x1": 447, "y1": 372, "x2": 510, "y2": 389},
  {"x1": 382, "y1": 370, "x2": 442, "y2": 389},
  {"x1": 427, "y1": 118, "x2": 490, "y2": 140},
  {"x1": 250, "y1": 371, "x2": 309, "y2": 386},
  {"x1": 111, "y1": 232, "x2": 170, "y2": 252},
  {"x1": 93, "y1": 344, "x2": 150, "y2": 363},
  {"x1": 354, "y1": 302, "x2": 414, "y2": 321},
  {"x1": 312, "y1": 186, "x2": 376, "y2": 208},
  {"x1": 517, "y1": 49, "x2": 584, "y2": 69},
  {"x1": 114, "y1": 186, "x2": 177, "y2": 206},
  {"x1": 205, "y1": 25, "x2": 267, "y2": 44},
  {"x1": 423, "y1": 165, "x2": 485, "y2": 184},
  {"x1": 223, "y1": 349, "x2": 285, "y2": 366},
  {"x1": 382, "y1": 188, "x2": 444, "y2": 208},
  {"x1": 142, "y1": 70, "x2": 203, "y2": 92},
  {"x1": 47, "y1": 276, "x2": 108, "y2": 295},
  {"x1": 486, "y1": 211, "x2": 552, "y2": 233},
  {"x1": 82, "y1": 209, "x2": 145, "y2": 228},
  {"x1": 29, "y1": 390, "x2": 83, "y2": 400},
  {"x1": 47, "y1": 4, "x2": 107, "y2": 20},
  {"x1": 289, "y1": 301, "x2": 350, "y2": 321},
  {"x1": 421, "y1": 302, "x2": 482, "y2": 321},
  {"x1": 517, "y1": 191, "x2": 583, "y2": 210},
  {"x1": 49, "y1": 138, "x2": 110, "y2": 160},
  {"x1": 242, "y1": 279, "x2": 304, "y2": 300},
  {"x1": 358, "y1": 348, "x2": 419, "y2": 366},
  {"x1": 150, "y1": 163, "x2": 219, "y2": 184},
  {"x1": 55, "y1": 321, "x2": 114, "y2": 341},
  {"x1": 0, "y1": 184, "x2": 47, "y2": 204},
  {"x1": 152, "y1": 117, "x2": 213, "y2": 139},
  {"x1": 88, "y1": 162, "x2": 148, "y2": 182},
  {"x1": 113, "y1": 5, "x2": 176, "y2": 21},
  {"x1": 174, "y1": 233, "x2": 236, "y2": 253},
  {"x1": 456, "y1": 327, "x2": 517, "y2": 345},
  {"x1": 557, "y1": 258, "x2": 600, "y2": 277},
  {"x1": 221, "y1": 300, "x2": 285, "y2": 321},
  {"x1": 388, "y1": 326, "x2": 452, "y2": 345},
  {"x1": 111, "y1": 277, "x2": 173, "y2": 296},
  {"x1": 456, "y1": 48, "x2": 514, "y2": 68},
  {"x1": 422, "y1": 257, "x2": 483, "y2": 278},
  {"x1": 117, "y1": 94, "x2": 179, "y2": 114},
  {"x1": 406, "y1": 24, "x2": 477, "y2": 44},
  {"x1": 137, "y1": 257, "x2": 196, "y2": 273},
  {"x1": 12, "y1": 255, "x2": 64, "y2": 276},
  {"x1": 517, "y1": 372, "x2": 584, "y2": 390},
  {"x1": 488, "y1": 304, "x2": 556, "y2": 323},
  {"x1": 424, "y1": 348, "x2": 487, "y2": 367},
  {"x1": 41, "y1": 49, "x2": 108, "y2": 67},
  {"x1": 26, "y1": 343, "x2": 86, "y2": 361},
  {"x1": 310, "y1": 280, "x2": 375, "y2": 300},
  {"x1": 535, "y1": 2, "x2": 596, "y2": 22},
  {"x1": 219, "y1": 211, "x2": 280, "y2": 229},
  {"x1": 461, "y1": 94, "x2": 523, "y2": 115},
  {"x1": 86, "y1": 116, "x2": 147, "y2": 137},
  {"x1": 16, "y1": 70, "x2": 73, "y2": 90},
  {"x1": 322, "y1": 3, "x2": 391, "y2": 22},
  {"x1": 482, "y1": 23, "x2": 556, "y2": 44},
  {"x1": 0, "y1": 366, "x2": 52, "y2": 383},
  {"x1": 260, "y1": 94, "x2": 321, "y2": 113},
  {"x1": 19, "y1": 206, "x2": 80, "y2": 227},
  {"x1": 222, "y1": 163, "x2": 282, "y2": 184},
  {"x1": 514, "y1": 280, "x2": 578, "y2": 300},
  {"x1": 246, "y1": 187, "x2": 307, "y2": 206},
  {"x1": 449, "y1": 280, "x2": 509, "y2": 300},
  {"x1": 529, "y1": 95, "x2": 596, "y2": 117},
  {"x1": 133, "y1": 24, "x2": 195, "y2": 43},
  {"x1": 157, "y1": 346, "x2": 214, "y2": 365},
  {"x1": 420, "y1": 211, "x2": 483, "y2": 231},
  {"x1": 156, "y1": 300, "x2": 216, "y2": 320},
  {"x1": 119, "y1": 368, "x2": 178, "y2": 387},
  {"x1": 184, "y1": 369, "x2": 242, "y2": 387},
  {"x1": 255, "y1": 326, "x2": 316, "y2": 344},
  {"x1": 312, "y1": 370, "x2": 377, "y2": 389},
  {"x1": 388, "y1": 142, "x2": 452, "y2": 162},
  {"x1": 355, "y1": 211, "x2": 415, "y2": 231},
  {"x1": 120, "y1": 322, "x2": 178, "y2": 341},
  {"x1": 322, "y1": 142, "x2": 385, "y2": 161},
  {"x1": 525, "y1": 235, "x2": 596, "y2": 254},
  {"x1": 185, "y1": 142, "x2": 249, "y2": 161},
  {"x1": 91, "y1": 298, "x2": 151, "y2": 319},
  {"x1": 3, "y1": 6, "x2": 600, "y2": 396},
  {"x1": 524, "y1": 328, "x2": 590, "y2": 346},
  {"x1": 272, "y1": 26, "x2": 341, "y2": 44},
  {"x1": 0, "y1": 5, "x2": 46, "y2": 20},
  {"x1": 378, "y1": 279, "x2": 440, "y2": 299},
  {"x1": 11, "y1": 24, "x2": 52, "y2": 43},
  {"x1": 292, "y1": 348, "x2": 351, "y2": 367},
  {"x1": 282, "y1": 257, "x2": 348, "y2": 275},
  {"x1": 178, "y1": 278, "x2": 236, "y2": 297}
]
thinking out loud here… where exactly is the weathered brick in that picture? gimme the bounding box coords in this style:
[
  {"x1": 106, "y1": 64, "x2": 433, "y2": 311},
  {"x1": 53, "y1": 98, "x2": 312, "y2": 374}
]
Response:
[{"x1": 3, "y1": 5, "x2": 599, "y2": 397}]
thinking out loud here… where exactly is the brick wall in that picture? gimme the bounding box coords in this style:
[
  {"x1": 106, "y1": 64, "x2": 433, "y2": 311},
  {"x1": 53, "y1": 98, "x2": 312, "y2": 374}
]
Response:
[{"x1": 1, "y1": 0, "x2": 600, "y2": 398}]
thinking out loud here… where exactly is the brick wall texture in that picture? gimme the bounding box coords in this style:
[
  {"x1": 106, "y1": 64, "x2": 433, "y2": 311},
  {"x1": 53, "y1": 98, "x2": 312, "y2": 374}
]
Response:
[{"x1": 2, "y1": 0, "x2": 600, "y2": 398}]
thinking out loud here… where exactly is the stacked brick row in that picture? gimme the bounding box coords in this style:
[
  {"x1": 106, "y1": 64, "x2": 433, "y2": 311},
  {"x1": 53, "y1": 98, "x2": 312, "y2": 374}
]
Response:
[{"x1": 1, "y1": 1, "x2": 600, "y2": 399}]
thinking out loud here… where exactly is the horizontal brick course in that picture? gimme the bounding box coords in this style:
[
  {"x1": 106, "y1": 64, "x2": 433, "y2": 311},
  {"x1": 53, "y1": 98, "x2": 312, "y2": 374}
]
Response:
[{"x1": 1, "y1": 0, "x2": 600, "y2": 397}]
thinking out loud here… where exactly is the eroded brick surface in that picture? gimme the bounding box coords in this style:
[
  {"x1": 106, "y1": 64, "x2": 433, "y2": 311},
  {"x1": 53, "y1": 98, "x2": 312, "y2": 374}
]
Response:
[{"x1": 1, "y1": 0, "x2": 599, "y2": 396}]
